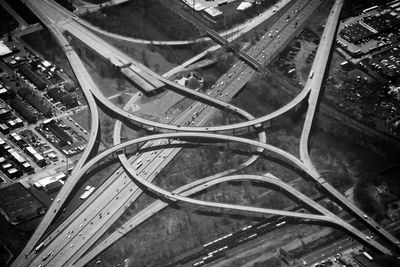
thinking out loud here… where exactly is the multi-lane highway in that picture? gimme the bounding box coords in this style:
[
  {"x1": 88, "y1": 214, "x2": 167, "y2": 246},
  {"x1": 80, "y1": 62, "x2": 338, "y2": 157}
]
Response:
[
  {"x1": 14, "y1": 0, "x2": 318, "y2": 264},
  {"x1": 25, "y1": 0, "x2": 322, "y2": 135},
  {"x1": 10, "y1": 0, "x2": 400, "y2": 266},
  {"x1": 10, "y1": 23, "x2": 102, "y2": 266},
  {"x1": 70, "y1": 0, "x2": 321, "y2": 134},
  {"x1": 12, "y1": 0, "x2": 271, "y2": 263},
  {"x1": 12, "y1": 0, "x2": 280, "y2": 265},
  {"x1": 26, "y1": 132, "x2": 394, "y2": 266}
]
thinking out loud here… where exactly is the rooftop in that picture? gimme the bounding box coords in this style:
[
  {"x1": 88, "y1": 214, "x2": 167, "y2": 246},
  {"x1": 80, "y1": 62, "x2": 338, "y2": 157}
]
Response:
[
  {"x1": 0, "y1": 41, "x2": 12, "y2": 57},
  {"x1": 181, "y1": 0, "x2": 237, "y2": 11},
  {"x1": 237, "y1": 1, "x2": 253, "y2": 11}
]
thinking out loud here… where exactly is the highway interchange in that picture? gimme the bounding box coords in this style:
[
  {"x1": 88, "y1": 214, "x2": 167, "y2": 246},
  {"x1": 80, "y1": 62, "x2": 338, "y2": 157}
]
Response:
[{"x1": 9, "y1": 0, "x2": 400, "y2": 266}]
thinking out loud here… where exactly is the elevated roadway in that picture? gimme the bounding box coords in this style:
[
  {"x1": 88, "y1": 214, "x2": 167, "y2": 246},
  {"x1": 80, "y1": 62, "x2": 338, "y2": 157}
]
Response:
[
  {"x1": 57, "y1": 0, "x2": 320, "y2": 135},
  {"x1": 82, "y1": 0, "x2": 400, "y2": 258},
  {"x1": 72, "y1": 0, "x2": 127, "y2": 15},
  {"x1": 59, "y1": 82, "x2": 267, "y2": 267},
  {"x1": 298, "y1": 0, "x2": 400, "y2": 251},
  {"x1": 23, "y1": 87, "x2": 266, "y2": 267},
  {"x1": 16, "y1": 20, "x2": 269, "y2": 265},
  {"x1": 14, "y1": 0, "x2": 273, "y2": 264},
  {"x1": 73, "y1": 0, "x2": 292, "y2": 46},
  {"x1": 13, "y1": 0, "x2": 400, "y2": 266},
  {"x1": 207, "y1": 29, "x2": 265, "y2": 71},
  {"x1": 300, "y1": 0, "x2": 343, "y2": 175},
  {"x1": 25, "y1": 0, "x2": 319, "y2": 136},
  {"x1": 14, "y1": 0, "x2": 315, "y2": 263},
  {"x1": 26, "y1": 0, "x2": 165, "y2": 92},
  {"x1": 28, "y1": 133, "x2": 394, "y2": 267},
  {"x1": 23, "y1": 115, "x2": 266, "y2": 267},
  {"x1": 11, "y1": 24, "x2": 101, "y2": 266},
  {"x1": 115, "y1": 172, "x2": 397, "y2": 259}
]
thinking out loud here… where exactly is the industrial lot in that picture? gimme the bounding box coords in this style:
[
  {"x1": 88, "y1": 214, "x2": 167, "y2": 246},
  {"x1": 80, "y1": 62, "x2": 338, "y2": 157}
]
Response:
[{"x1": 0, "y1": 0, "x2": 399, "y2": 267}]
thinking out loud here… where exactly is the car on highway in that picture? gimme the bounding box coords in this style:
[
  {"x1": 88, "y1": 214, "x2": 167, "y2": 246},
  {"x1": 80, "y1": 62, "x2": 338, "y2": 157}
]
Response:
[
  {"x1": 42, "y1": 252, "x2": 53, "y2": 261},
  {"x1": 135, "y1": 163, "x2": 143, "y2": 170}
]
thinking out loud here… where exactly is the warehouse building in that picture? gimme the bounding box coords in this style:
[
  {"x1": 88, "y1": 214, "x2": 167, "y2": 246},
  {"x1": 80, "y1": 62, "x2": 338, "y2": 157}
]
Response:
[{"x1": 34, "y1": 175, "x2": 64, "y2": 194}]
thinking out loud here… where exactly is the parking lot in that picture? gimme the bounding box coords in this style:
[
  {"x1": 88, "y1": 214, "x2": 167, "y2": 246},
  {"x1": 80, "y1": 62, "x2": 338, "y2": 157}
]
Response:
[
  {"x1": 367, "y1": 45, "x2": 400, "y2": 77},
  {"x1": 35, "y1": 117, "x2": 87, "y2": 157}
]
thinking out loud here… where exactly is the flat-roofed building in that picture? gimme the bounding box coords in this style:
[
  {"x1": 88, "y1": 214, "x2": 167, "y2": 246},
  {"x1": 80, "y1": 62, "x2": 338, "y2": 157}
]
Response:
[
  {"x1": 0, "y1": 108, "x2": 10, "y2": 119},
  {"x1": 8, "y1": 149, "x2": 26, "y2": 167},
  {"x1": 6, "y1": 168, "x2": 21, "y2": 179},
  {"x1": 237, "y1": 1, "x2": 252, "y2": 11},
  {"x1": 25, "y1": 146, "x2": 46, "y2": 167},
  {"x1": 22, "y1": 162, "x2": 34, "y2": 173},
  {"x1": 34, "y1": 176, "x2": 58, "y2": 188},
  {"x1": 1, "y1": 163, "x2": 12, "y2": 171},
  {"x1": 43, "y1": 180, "x2": 63, "y2": 194},
  {"x1": 0, "y1": 41, "x2": 12, "y2": 57},
  {"x1": 204, "y1": 6, "x2": 223, "y2": 20},
  {"x1": 0, "y1": 124, "x2": 9, "y2": 134}
]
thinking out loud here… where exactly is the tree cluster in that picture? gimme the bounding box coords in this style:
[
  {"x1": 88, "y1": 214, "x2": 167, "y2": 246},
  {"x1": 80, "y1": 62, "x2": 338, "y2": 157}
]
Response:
[{"x1": 83, "y1": 0, "x2": 200, "y2": 41}]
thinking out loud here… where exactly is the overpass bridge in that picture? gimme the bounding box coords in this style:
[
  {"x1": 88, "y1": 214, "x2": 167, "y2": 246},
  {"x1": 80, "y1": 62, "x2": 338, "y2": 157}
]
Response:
[
  {"x1": 299, "y1": 0, "x2": 400, "y2": 250},
  {"x1": 26, "y1": 133, "x2": 396, "y2": 267},
  {"x1": 119, "y1": 64, "x2": 164, "y2": 94},
  {"x1": 59, "y1": 0, "x2": 317, "y2": 135},
  {"x1": 79, "y1": 0, "x2": 400, "y2": 254},
  {"x1": 12, "y1": 7, "x2": 269, "y2": 263},
  {"x1": 64, "y1": 27, "x2": 165, "y2": 94},
  {"x1": 27, "y1": 0, "x2": 324, "y2": 136},
  {"x1": 11, "y1": 0, "x2": 400, "y2": 266},
  {"x1": 10, "y1": 21, "x2": 102, "y2": 265},
  {"x1": 22, "y1": 0, "x2": 165, "y2": 94},
  {"x1": 207, "y1": 29, "x2": 266, "y2": 72}
]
